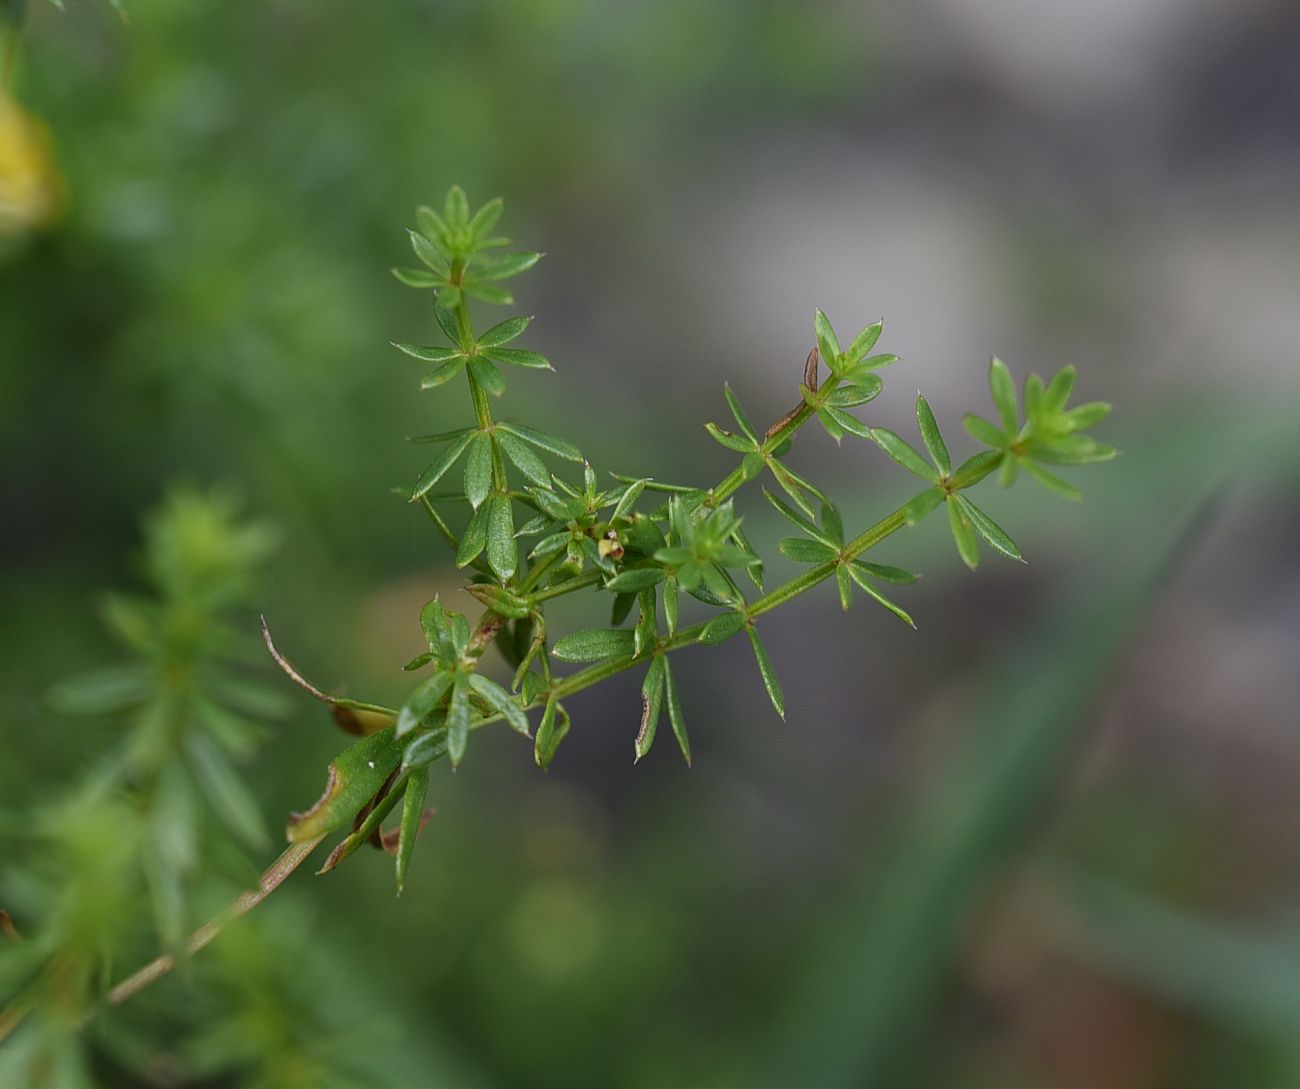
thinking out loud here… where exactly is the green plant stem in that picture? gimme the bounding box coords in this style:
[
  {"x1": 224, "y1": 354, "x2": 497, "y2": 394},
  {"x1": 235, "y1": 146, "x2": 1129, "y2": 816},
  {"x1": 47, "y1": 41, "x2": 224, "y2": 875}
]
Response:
[
  {"x1": 551, "y1": 502, "x2": 906, "y2": 700},
  {"x1": 531, "y1": 568, "x2": 601, "y2": 603},
  {"x1": 709, "y1": 375, "x2": 842, "y2": 508},
  {"x1": 453, "y1": 290, "x2": 507, "y2": 493}
]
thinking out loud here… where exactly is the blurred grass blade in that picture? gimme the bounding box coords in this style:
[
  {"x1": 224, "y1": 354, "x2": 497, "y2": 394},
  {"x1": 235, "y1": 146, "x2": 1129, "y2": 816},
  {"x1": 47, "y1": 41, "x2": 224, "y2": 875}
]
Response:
[{"x1": 758, "y1": 493, "x2": 1218, "y2": 1089}]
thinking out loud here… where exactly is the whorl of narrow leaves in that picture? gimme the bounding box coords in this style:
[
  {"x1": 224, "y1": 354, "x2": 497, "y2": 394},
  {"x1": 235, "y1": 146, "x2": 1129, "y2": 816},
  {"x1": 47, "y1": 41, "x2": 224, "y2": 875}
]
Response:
[{"x1": 276, "y1": 187, "x2": 1114, "y2": 894}]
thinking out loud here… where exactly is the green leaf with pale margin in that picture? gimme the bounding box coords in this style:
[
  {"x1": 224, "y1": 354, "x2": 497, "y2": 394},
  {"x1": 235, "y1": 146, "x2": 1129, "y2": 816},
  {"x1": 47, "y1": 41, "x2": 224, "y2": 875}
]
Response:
[
  {"x1": 954, "y1": 495, "x2": 1023, "y2": 562},
  {"x1": 946, "y1": 497, "x2": 979, "y2": 570},
  {"x1": 287, "y1": 725, "x2": 404, "y2": 842},
  {"x1": 814, "y1": 310, "x2": 842, "y2": 370},
  {"x1": 497, "y1": 421, "x2": 582, "y2": 461},
  {"x1": 476, "y1": 315, "x2": 531, "y2": 348},
  {"x1": 395, "y1": 671, "x2": 454, "y2": 737},
  {"x1": 915, "y1": 395, "x2": 950, "y2": 477},
  {"x1": 486, "y1": 494, "x2": 517, "y2": 580},
  {"x1": 395, "y1": 768, "x2": 429, "y2": 896},
  {"x1": 467, "y1": 674, "x2": 528, "y2": 736},
  {"x1": 747, "y1": 626, "x2": 785, "y2": 720},
  {"x1": 664, "y1": 658, "x2": 691, "y2": 766},
  {"x1": 552, "y1": 628, "x2": 637, "y2": 662},
  {"x1": 989, "y1": 356, "x2": 1018, "y2": 432},
  {"x1": 412, "y1": 430, "x2": 476, "y2": 499},
  {"x1": 534, "y1": 697, "x2": 570, "y2": 769},
  {"x1": 871, "y1": 428, "x2": 940, "y2": 483},
  {"x1": 698, "y1": 611, "x2": 746, "y2": 645},
  {"x1": 497, "y1": 431, "x2": 551, "y2": 487},
  {"x1": 635, "y1": 656, "x2": 666, "y2": 761},
  {"x1": 464, "y1": 432, "x2": 494, "y2": 509}
]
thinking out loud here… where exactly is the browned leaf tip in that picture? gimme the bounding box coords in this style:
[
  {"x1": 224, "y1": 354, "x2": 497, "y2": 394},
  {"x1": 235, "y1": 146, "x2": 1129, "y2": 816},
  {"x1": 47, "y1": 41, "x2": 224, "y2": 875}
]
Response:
[
  {"x1": 803, "y1": 345, "x2": 820, "y2": 392},
  {"x1": 765, "y1": 346, "x2": 819, "y2": 440},
  {"x1": 288, "y1": 765, "x2": 339, "y2": 831},
  {"x1": 0, "y1": 910, "x2": 22, "y2": 943},
  {"x1": 261, "y1": 616, "x2": 334, "y2": 705}
]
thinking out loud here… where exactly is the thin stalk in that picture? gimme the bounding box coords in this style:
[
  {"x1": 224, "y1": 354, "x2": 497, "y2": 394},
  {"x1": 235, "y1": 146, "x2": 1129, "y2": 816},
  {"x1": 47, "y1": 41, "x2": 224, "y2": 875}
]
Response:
[{"x1": 708, "y1": 374, "x2": 842, "y2": 508}]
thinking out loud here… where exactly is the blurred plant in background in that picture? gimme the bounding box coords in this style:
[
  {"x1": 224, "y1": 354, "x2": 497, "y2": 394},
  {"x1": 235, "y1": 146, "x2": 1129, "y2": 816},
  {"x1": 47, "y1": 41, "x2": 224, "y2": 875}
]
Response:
[
  {"x1": 0, "y1": 490, "x2": 427, "y2": 1087},
  {"x1": 1, "y1": 0, "x2": 1299, "y2": 1086}
]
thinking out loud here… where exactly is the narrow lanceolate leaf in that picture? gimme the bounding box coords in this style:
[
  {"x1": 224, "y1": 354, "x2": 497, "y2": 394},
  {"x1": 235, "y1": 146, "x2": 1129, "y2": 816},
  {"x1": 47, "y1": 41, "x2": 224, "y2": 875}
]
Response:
[
  {"x1": 497, "y1": 430, "x2": 551, "y2": 487},
  {"x1": 412, "y1": 430, "x2": 476, "y2": 499},
  {"x1": 847, "y1": 318, "x2": 883, "y2": 361},
  {"x1": 706, "y1": 422, "x2": 753, "y2": 453},
  {"x1": 1043, "y1": 364, "x2": 1077, "y2": 414},
  {"x1": 486, "y1": 494, "x2": 517, "y2": 580},
  {"x1": 447, "y1": 680, "x2": 470, "y2": 767},
  {"x1": 871, "y1": 428, "x2": 940, "y2": 483},
  {"x1": 420, "y1": 360, "x2": 466, "y2": 390},
  {"x1": 827, "y1": 379, "x2": 882, "y2": 408},
  {"x1": 463, "y1": 281, "x2": 512, "y2": 306},
  {"x1": 764, "y1": 488, "x2": 834, "y2": 545},
  {"x1": 392, "y1": 267, "x2": 440, "y2": 288},
  {"x1": 664, "y1": 658, "x2": 691, "y2": 766},
  {"x1": 635, "y1": 656, "x2": 667, "y2": 762},
  {"x1": 401, "y1": 728, "x2": 449, "y2": 771},
  {"x1": 989, "y1": 356, "x2": 1018, "y2": 432},
  {"x1": 456, "y1": 503, "x2": 489, "y2": 567},
  {"x1": 444, "y1": 186, "x2": 470, "y2": 228},
  {"x1": 1022, "y1": 460, "x2": 1082, "y2": 501},
  {"x1": 915, "y1": 395, "x2": 951, "y2": 477},
  {"x1": 747, "y1": 626, "x2": 785, "y2": 720},
  {"x1": 408, "y1": 230, "x2": 450, "y2": 275},
  {"x1": 434, "y1": 299, "x2": 461, "y2": 345},
  {"x1": 534, "y1": 697, "x2": 570, "y2": 769},
  {"x1": 949, "y1": 449, "x2": 1002, "y2": 489},
  {"x1": 947, "y1": 496, "x2": 980, "y2": 570},
  {"x1": 611, "y1": 591, "x2": 636, "y2": 627},
  {"x1": 395, "y1": 768, "x2": 430, "y2": 896},
  {"x1": 955, "y1": 495, "x2": 1023, "y2": 563},
  {"x1": 497, "y1": 421, "x2": 583, "y2": 461},
  {"x1": 779, "y1": 538, "x2": 838, "y2": 564},
  {"x1": 698, "y1": 611, "x2": 746, "y2": 645},
  {"x1": 724, "y1": 385, "x2": 759, "y2": 443},
  {"x1": 552, "y1": 628, "x2": 637, "y2": 662},
  {"x1": 464, "y1": 432, "x2": 494, "y2": 509},
  {"x1": 817, "y1": 407, "x2": 845, "y2": 444},
  {"x1": 664, "y1": 577, "x2": 679, "y2": 635},
  {"x1": 395, "y1": 670, "x2": 454, "y2": 737},
  {"x1": 836, "y1": 564, "x2": 853, "y2": 611},
  {"x1": 485, "y1": 347, "x2": 552, "y2": 370},
  {"x1": 823, "y1": 405, "x2": 870, "y2": 438},
  {"x1": 468, "y1": 196, "x2": 504, "y2": 241},
  {"x1": 288, "y1": 725, "x2": 404, "y2": 842},
  {"x1": 475, "y1": 251, "x2": 542, "y2": 281},
  {"x1": 476, "y1": 315, "x2": 531, "y2": 348},
  {"x1": 463, "y1": 582, "x2": 531, "y2": 620},
  {"x1": 611, "y1": 478, "x2": 647, "y2": 522},
  {"x1": 468, "y1": 356, "x2": 506, "y2": 397},
  {"x1": 467, "y1": 674, "x2": 529, "y2": 736},
  {"x1": 185, "y1": 733, "x2": 268, "y2": 849},
  {"x1": 605, "y1": 567, "x2": 665, "y2": 592},
  {"x1": 393, "y1": 342, "x2": 463, "y2": 364},
  {"x1": 846, "y1": 564, "x2": 917, "y2": 628},
  {"x1": 814, "y1": 309, "x2": 842, "y2": 370},
  {"x1": 903, "y1": 486, "x2": 945, "y2": 526},
  {"x1": 963, "y1": 413, "x2": 1006, "y2": 448},
  {"x1": 853, "y1": 561, "x2": 919, "y2": 585}
]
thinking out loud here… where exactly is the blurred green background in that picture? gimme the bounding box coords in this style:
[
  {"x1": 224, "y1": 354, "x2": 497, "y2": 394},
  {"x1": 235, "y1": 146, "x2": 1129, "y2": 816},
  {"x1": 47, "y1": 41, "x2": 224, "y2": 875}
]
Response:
[{"x1": 2, "y1": 1, "x2": 1299, "y2": 1086}]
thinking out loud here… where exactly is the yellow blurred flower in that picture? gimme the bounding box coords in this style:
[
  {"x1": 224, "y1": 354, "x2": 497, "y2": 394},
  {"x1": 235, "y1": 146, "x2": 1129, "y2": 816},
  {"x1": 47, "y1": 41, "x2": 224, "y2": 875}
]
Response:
[{"x1": 0, "y1": 92, "x2": 64, "y2": 235}]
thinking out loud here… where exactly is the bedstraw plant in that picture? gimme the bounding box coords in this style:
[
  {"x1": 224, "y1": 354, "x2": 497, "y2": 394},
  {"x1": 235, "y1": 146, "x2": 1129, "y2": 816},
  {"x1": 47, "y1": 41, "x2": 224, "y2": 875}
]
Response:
[{"x1": 266, "y1": 186, "x2": 1116, "y2": 898}]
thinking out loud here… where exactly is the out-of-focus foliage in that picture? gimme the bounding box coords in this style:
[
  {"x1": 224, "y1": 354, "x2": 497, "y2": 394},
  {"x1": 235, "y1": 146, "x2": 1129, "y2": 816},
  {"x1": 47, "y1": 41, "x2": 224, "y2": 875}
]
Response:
[{"x1": 0, "y1": 491, "x2": 428, "y2": 1087}]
